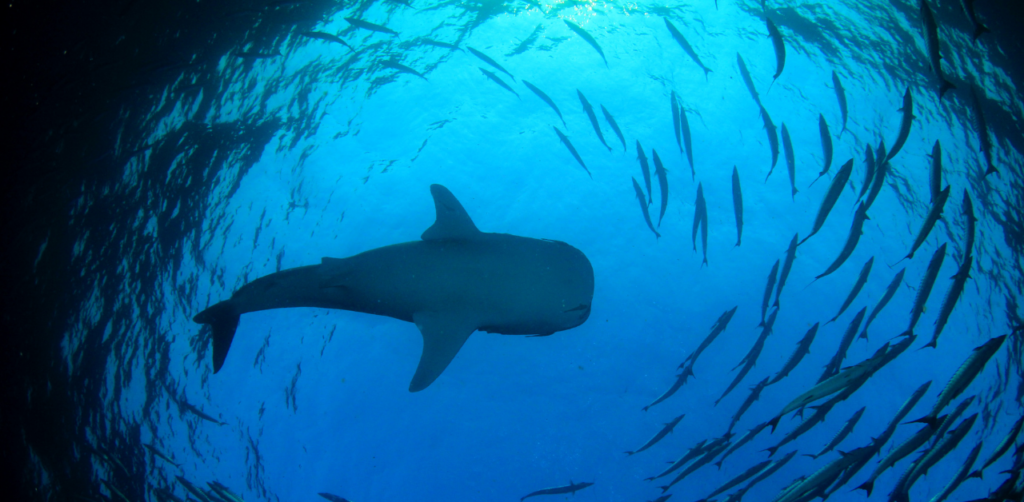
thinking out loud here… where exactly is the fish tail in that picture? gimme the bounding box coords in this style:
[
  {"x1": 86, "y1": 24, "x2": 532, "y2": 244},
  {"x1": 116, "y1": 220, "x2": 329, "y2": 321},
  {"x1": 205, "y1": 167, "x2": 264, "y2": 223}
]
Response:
[
  {"x1": 660, "y1": 485, "x2": 671, "y2": 494},
  {"x1": 906, "y1": 415, "x2": 939, "y2": 428},
  {"x1": 702, "y1": 257, "x2": 708, "y2": 267},
  {"x1": 939, "y1": 80, "x2": 955, "y2": 100},
  {"x1": 704, "y1": 68, "x2": 712, "y2": 81},
  {"x1": 193, "y1": 301, "x2": 240, "y2": 373},
  {"x1": 985, "y1": 164, "x2": 999, "y2": 176},
  {"x1": 625, "y1": 451, "x2": 635, "y2": 456},
  {"x1": 973, "y1": 24, "x2": 990, "y2": 42},
  {"x1": 767, "y1": 416, "x2": 781, "y2": 432},
  {"x1": 792, "y1": 187, "x2": 798, "y2": 198},
  {"x1": 854, "y1": 480, "x2": 874, "y2": 496},
  {"x1": 859, "y1": 328, "x2": 869, "y2": 341},
  {"x1": 921, "y1": 338, "x2": 938, "y2": 350},
  {"x1": 764, "y1": 446, "x2": 778, "y2": 457}
]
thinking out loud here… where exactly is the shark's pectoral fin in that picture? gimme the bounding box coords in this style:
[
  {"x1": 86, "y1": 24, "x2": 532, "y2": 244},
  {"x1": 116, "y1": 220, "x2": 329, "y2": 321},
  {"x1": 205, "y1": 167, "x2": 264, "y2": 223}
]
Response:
[
  {"x1": 421, "y1": 185, "x2": 481, "y2": 241},
  {"x1": 409, "y1": 311, "x2": 477, "y2": 392}
]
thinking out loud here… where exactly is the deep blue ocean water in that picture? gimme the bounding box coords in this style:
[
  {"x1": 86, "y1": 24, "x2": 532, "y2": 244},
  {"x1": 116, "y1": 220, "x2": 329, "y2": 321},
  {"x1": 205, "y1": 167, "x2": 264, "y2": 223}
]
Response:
[{"x1": 26, "y1": 1, "x2": 1024, "y2": 501}]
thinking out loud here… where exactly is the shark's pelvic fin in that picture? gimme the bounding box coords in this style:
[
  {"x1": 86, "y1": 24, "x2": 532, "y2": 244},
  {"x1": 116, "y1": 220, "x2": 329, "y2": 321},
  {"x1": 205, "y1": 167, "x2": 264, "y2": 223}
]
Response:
[
  {"x1": 421, "y1": 184, "x2": 481, "y2": 241},
  {"x1": 409, "y1": 311, "x2": 477, "y2": 392}
]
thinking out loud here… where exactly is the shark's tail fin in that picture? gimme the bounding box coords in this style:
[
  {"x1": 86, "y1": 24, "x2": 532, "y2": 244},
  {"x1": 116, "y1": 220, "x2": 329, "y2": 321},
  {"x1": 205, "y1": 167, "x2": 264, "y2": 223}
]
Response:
[{"x1": 194, "y1": 301, "x2": 240, "y2": 373}]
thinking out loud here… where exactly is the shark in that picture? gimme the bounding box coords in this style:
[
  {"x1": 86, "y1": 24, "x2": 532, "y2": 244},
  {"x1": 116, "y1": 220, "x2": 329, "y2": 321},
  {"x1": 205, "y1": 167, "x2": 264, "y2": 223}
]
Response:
[{"x1": 194, "y1": 185, "x2": 594, "y2": 392}]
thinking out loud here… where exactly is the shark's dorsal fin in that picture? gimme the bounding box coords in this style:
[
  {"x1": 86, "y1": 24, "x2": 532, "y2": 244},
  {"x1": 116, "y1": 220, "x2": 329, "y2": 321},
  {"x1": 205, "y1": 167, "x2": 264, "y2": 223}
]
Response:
[
  {"x1": 421, "y1": 184, "x2": 481, "y2": 241},
  {"x1": 409, "y1": 311, "x2": 477, "y2": 392}
]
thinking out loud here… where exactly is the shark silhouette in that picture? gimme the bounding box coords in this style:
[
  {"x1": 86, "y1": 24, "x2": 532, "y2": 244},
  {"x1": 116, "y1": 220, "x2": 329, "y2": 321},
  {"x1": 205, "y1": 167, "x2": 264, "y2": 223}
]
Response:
[{"x1": 194, "y1": 185, "x2": 594, "y2": 391}]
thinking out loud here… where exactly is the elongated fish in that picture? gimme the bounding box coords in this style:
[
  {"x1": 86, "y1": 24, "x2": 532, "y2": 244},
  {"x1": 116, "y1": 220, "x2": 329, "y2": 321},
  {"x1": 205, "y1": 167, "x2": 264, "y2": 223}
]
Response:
[
  {"x1": 578, "y1": 90, "x2": 611, "y2": 151},
  {"x1": 716, "y1": 422, "x2": 770, "y2": 468},
  {"x1": 680, "y1": 105, "x2": 694, "y2": 179},
  {"x1": 654, "y1": 150, "x2": 669, "y2": 227},
  {"x1": 864, "y1": 140, "x2": 888, "y2": 211},
  {"x1": 419, "y1": 38, "x2": 461, "y2": 51},
  {"x1": 637, "y1": 141, "x2": 653, "y2": 205},
  {"x1": 929, "y1": 140, "x2": 942, "y2": 203},
  {"x1": 704, "y1": 460, "x2": 772, "y2": 500},
  {"x1": 930, "y1": 442, "x2": 983, "y2": 502},
  {"x1": 759, "y1": 260, "x2": 780, "y2": 327},
  {"x1": 800, "y1": 158, "x2": 854, "y2": 245},
  {"x1": 969, "y1": 82, "x2": 998, "y2": 176},
  {"x1": 908, "y1": 243, "x2": 946, "y2": 332},
  {"x1": 143, "y1": 444, "x2": 179, "y2": 467},
  {"x1": 810, "y1": 114, "x2": 832, "y2": 187},
  {"x1": 832, "y1": 71, "x2": 848, "y2": 136},
  {"x1": 659, "y1": 439, "x2": 730, "y2": 493},
  {"x1": 928, "y1": 254, "x2": 972, "y2": 349},
  {"x1": 732, "y1": 166, "x2": 743, "y2": 246},
  {"x1": 868, "y1": 380, "x2": 932, "y2": 453},
  {"x1": 760, "y1": 105, "x2": 780, "y2": 180},
  {"x1": 818, "y1": 307, "x2": 866, "y2": 382},
  {"x1": 913, "y1": 335, "x2": 1006, "y2": 427},
  {"x1": 479, "y1": 68, "x2": 519, "y2": 98},
  {"x1": 601, "y1": 105, "x2": 626, "y2": 151},
  {"x1": 522, "y1": 81, "x2": 566, "y2": 128},
  {"x1": 814, "y1": 203, "x2": 870, "y2": 284},
  {"x1": 664, "y1": 18, "x2": 712, "y2": 79},
  {"x1": 978, "y1": 415, "x2": 1024, "y2": 472},
  {"x1": 781, "y1": 123, "x2": 797, "y2": 198},
  {"x1": 962, "y1": 190, "x2": 976, "y2": 260},
  {"x1": 671, "y1": 91, "x2": 682, "y2": 154},
  {"x1": 898, "y1": 414, "x2": 978, "y2": 500},
  {"x1": 903, "y1": 185, "x2": 950, "y2": 261},
  {"x1": 380, "y1": 60, "x2": 427, "y2": 80},
  {"x1": 728, "y1": 376, "x2": 770, "y2": 433},
  {"x1": 860, "y1": 268, "x2": 905, "y2": 340},
  {"x1": 553, "y1": 127, "x2": 591, "y2": 178},
  {"x1": 625, "y1": 413, "x2": 685, "y2": 455},
  {"x1": 766, "y1": 392, "x2": 844, "y2": 456},
  {"x1": 468, "y1": 47, "x2": 515, "y2": 81},
  {"x1": 299, "y1": 31, "x2": 354, "y2": 52},
  {"x1": 805, "y1": 406, "x2": 865, "y2": 459},
  {"x1": 646, "y1": 439, "x2": 708, "y2": 480},
  {"x1": 932, "y1": 395, "x2": 976, "y2": 447},
  {"x1": 508, "y1": 24, "x2": 543, "y2": 57},
  {"x1": 632, "y1": 178, "x2": 659, "y2": 239},
  {"x1": 921, "y1": 0, "x2": 956, "y2": 99},
  {"x1": 318, "y1": 492, "x2": 351, "y2": 502},
  {"x1": 699, "y1": 184, "x2": 709, "y2": 266},
  {"x1": 643, "y1": 370, "x2": 688, "y2": 412},
  {"x1": 564, "y1": 20, "x2": 607, "y2": 67},
  {"x1": 775, "y1": 446, "x2": 873, "y2": 502},
  {"x1": 769, "y1": 323, "x2": 818, "y2": 385},
  {"x1": 521, "y1": 480, "x2": 594, "y2": 501},
  {"x1": 858, "y1": 144, "x2": 875, "y2": 202},
  {"x1": 828, "y1": 257, "x2": 873, "y2": 324},
  {"x1": 719, "y1": 310, "x2": 776, "y2": 404},
  {"x1": 773, "y1": 233, "x2": 799, "y2": 307},
  {"x1": 855, "y1": 421, "x2": 943, "y2": 496},
  {"x1": 679, "y1": 306, "x2": 738, "y2": 377},
  {"x1": 692, "y1": 184, "x2": 704, "y2": 251},
  {"x1": 960, "y1": 0, "x2": 990, "y2": 41},
  {"x1": 738, "y1": 53, "x2": 761, "y2": 106},
  {"x1": 885, "y1": 88, "x2": 914, "y2": 163},
  {"x1": 345, "y1": 17, "x2": 399, "y2": 36},
  {"x1": 729, "y1": 451, "x2": 796, "y2": 498},
  {"x1": 766, "y1": 17, "x2": 785, "y2": 91}
]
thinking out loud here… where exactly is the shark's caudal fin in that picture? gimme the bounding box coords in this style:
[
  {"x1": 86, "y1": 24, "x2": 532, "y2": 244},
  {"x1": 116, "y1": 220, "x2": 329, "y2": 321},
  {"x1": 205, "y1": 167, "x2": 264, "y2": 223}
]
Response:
[{"x1": 193, "y1": 301, "x2": 240, "y2": 373}]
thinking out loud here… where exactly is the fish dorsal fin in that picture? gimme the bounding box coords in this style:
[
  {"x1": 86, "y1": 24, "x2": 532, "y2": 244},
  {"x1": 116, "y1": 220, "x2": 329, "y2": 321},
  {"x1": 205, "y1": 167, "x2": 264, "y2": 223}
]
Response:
[
  {"x1": 421, "y1": 184, "x2": 481, "y2": 241},
  {"x1": 409, "y1": 311, "x2": 477, "y2": 392}
]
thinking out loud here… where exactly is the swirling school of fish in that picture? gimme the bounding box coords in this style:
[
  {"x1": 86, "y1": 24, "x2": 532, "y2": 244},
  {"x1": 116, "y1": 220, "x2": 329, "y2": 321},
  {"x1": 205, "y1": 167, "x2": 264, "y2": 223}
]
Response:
[{"x1": 152, "y1": 2, "x2": 1023, "y2": 502}]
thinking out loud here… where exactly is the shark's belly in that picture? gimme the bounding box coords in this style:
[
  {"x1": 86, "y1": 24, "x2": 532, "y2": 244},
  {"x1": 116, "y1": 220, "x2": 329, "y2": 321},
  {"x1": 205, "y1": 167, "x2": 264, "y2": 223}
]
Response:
[{"x1": 334, "y1": 236, "x2": 593, "y2": 334}]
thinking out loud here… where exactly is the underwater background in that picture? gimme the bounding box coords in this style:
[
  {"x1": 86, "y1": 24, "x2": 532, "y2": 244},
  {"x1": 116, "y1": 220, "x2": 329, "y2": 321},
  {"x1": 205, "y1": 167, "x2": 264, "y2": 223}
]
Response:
[{"x1": 4, "y1": 0, "x2": 1024, "y2": 501}]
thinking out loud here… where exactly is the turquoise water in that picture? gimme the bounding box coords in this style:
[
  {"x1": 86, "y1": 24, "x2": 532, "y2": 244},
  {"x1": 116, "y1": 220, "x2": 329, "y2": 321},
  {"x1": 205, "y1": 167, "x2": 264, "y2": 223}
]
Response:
[{"x1": 55, "y1": 1, "x2": 1024, "y2": 501}]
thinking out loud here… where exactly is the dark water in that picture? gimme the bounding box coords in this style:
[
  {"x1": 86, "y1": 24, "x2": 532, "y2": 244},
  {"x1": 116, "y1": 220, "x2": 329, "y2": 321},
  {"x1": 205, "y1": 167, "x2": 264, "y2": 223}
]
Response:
[{"x1": 4, "y1": 1, "x2": 1024, "y2": 501}]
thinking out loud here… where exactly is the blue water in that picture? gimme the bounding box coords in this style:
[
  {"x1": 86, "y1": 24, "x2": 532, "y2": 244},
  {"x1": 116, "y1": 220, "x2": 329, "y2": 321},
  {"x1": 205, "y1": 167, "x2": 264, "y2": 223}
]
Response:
[{"x1": 58, "y1": 1, "x2": 1024, "y2": 501}]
